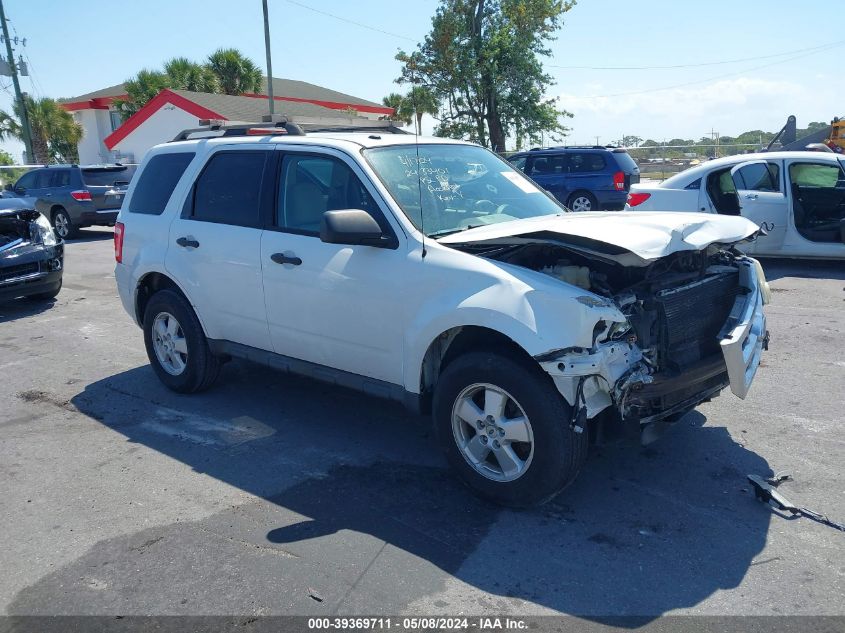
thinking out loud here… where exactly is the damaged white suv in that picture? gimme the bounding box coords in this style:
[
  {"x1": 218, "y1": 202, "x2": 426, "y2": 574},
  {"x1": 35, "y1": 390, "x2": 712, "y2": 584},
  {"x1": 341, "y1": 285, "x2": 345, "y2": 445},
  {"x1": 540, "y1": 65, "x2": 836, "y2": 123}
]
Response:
[{"x1": 115, "y1": 121, "x2": 769, "y2": 507}]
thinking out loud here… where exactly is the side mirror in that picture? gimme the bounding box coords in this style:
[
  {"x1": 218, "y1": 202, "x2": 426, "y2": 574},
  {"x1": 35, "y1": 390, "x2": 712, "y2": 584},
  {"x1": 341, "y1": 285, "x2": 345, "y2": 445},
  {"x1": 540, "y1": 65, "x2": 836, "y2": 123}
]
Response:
[
  {"x1": 320, "y1": 209, "x2": 395, "y2": 248},
  {"x1": 4, "y1": 183, "x2": 13, "y2": 191}
]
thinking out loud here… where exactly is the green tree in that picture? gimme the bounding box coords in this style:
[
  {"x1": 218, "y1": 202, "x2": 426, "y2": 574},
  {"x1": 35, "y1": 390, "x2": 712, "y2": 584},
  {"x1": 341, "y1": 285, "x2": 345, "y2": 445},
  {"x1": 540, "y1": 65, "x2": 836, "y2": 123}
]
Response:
[
  {"x1": 119, "y1": 68, "x2": 171, "y2": 114},
  {"x1": 396, "y1": 0, "x2": 574, "y2": 151},
  {"x1": 0, "y1": 149, "x2": 27, "y2": 185},
  {"x1": 382, "y1": 92, "x2": 413, "y2": 126},
  {"x1": 119, "y1": 49, "x2": 263, "y2": 114},
  {"x1": 0, "y1": 96, "x2": 83, "y2": 164},
  {"x1": 163, "y1": 57, "x2": 219, "y2": 93},
  {"x1": 205, "y1": 48, "x2": 263, "y2": 95},
  {"x1": 406, "y1": 85, "x2": 439, "y2": 136}
]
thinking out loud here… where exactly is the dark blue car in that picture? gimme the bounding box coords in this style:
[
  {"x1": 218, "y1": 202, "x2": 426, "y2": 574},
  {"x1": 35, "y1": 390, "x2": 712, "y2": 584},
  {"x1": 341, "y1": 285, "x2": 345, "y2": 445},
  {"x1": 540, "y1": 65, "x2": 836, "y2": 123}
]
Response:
[{"x1": 508, "y1": 146, "x2": 640, "y2": 211}]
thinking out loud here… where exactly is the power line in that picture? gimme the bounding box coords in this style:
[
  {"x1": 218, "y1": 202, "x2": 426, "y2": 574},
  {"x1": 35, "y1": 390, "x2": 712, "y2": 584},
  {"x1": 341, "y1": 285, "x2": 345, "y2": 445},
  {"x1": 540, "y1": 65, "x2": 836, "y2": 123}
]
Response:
[
  {"x1": 284, "y1": 0, "x2": 416, "y2": 42},
  {"x1": 566, "y1": 44, "x2": 844, "y2": 100},
  {"x1": 548, "y1": 39, "x2": 845, "y2": 70}
]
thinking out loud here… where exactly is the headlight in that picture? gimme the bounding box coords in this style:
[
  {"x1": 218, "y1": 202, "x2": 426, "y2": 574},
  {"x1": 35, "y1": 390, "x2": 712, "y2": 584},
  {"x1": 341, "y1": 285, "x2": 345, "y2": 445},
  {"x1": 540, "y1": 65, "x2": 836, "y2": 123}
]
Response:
[{"x1": 30, "y1": 213, "x2": 58, "y2": 246}]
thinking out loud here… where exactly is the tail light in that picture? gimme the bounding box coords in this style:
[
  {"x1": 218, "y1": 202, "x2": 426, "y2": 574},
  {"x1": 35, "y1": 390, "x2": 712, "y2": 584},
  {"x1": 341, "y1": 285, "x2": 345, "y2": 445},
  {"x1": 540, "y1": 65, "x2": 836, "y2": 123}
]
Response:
[
  {"x1": 627, "y1": 192, "x2": 651, "y2": 207},
  {"x1": 114, "y1": 221, "x2": 124, "y2": 263},
  {"x1": 70, "y1": 190, "x2": 92, "y2": 201},
  {"x1": 613, "y1": 171, "x2": 625, "y2": 191}
]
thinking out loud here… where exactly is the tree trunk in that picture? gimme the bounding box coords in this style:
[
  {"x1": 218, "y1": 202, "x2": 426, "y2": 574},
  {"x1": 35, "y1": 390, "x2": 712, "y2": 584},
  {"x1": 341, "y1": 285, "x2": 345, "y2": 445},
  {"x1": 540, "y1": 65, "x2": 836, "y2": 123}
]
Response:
[
  {"x1": 416, "y1": 112, "x2": 423, "y2": 136},
  {"x1": 31, "y1": 133, "x2": 50, "y2": 164}
]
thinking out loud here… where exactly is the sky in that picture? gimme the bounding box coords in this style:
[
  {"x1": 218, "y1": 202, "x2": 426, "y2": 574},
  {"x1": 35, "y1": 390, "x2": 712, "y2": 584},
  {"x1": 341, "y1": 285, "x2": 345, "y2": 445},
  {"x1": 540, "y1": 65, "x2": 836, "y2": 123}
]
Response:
[{"x1": 0, "y1": 0, "x2": 842, "y2": 160}]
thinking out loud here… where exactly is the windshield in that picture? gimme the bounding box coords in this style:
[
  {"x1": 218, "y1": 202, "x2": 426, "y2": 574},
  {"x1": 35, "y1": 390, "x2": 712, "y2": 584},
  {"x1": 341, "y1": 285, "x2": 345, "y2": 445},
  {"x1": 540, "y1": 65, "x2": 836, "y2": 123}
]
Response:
[{"x1": 364, "y1": 144, "x2": 564, "y2": 237}]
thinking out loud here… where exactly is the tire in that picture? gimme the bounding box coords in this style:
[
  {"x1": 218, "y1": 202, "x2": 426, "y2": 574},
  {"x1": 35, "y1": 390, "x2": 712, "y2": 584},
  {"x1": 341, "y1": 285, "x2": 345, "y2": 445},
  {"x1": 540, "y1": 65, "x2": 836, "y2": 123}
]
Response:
[
  {"x1": 567, "y1": 191, "x2": 598, "y2": 212},
  {"x1": 52, "y1": 208, "x2": 78, "y2": 240},
  {"x1": 143, "y1": 289, "x2": 221, "y2": 393},
  {"x1": 433, "y1": 351, "x2": 589, "y2": 507},
  {"x1": 25, "y1": 279, "x2": 62, "y2": 301}
]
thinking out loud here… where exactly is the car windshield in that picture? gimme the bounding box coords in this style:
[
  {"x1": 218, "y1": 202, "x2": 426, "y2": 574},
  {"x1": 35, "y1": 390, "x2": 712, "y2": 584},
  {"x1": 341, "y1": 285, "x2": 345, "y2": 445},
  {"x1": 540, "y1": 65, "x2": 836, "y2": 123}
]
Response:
[{"x1": 364, "y1": 144, "x2": 564, "y2": 238}]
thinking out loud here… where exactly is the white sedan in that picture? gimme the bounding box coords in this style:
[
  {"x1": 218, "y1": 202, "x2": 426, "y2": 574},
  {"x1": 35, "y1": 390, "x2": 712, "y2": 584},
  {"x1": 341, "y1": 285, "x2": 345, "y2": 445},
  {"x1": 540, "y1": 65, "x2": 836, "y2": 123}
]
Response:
[{"x1": 626, "y1": 151, "x2": 845, "y2": 259}]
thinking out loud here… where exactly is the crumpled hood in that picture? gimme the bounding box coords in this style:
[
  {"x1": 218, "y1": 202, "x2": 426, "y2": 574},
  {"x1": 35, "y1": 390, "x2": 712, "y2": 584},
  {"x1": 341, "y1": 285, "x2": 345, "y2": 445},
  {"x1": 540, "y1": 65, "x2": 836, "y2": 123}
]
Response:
[{"x1": 438, "y1": 211, "x2": 760, "y2": 265}]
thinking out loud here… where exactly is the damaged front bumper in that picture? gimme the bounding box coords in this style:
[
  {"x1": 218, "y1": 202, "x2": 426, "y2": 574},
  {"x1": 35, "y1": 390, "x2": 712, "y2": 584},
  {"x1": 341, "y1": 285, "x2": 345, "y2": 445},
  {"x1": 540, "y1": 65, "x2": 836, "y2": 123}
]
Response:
[{"x1": 537, "y1": 256, "x2": 768, "y2": 431}]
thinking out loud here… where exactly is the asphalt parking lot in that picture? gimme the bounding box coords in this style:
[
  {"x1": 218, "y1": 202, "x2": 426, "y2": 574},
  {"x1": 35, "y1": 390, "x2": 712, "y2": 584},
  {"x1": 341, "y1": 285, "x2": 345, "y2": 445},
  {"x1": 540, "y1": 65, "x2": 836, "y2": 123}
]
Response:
[{"x1": 1, "y1": 227, "x2": 843, "y2": 619}]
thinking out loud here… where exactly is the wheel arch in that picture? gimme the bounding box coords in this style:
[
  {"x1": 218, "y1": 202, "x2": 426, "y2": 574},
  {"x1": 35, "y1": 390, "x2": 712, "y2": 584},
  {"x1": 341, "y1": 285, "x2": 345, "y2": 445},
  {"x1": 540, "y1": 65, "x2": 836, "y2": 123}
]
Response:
[
  {"x1": 135, "y1": 271, "x2": 209, "y2": 335},
  {"x1": 415, "y1": 325, "x2": 540, "y2": 415}
]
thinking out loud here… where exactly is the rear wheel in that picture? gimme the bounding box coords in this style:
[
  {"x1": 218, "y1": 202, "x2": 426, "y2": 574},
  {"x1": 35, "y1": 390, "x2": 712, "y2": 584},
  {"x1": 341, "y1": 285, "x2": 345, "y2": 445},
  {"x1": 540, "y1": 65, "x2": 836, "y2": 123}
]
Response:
[
  {"x1": 433, "y1": 352, "x2": 588, "y2": 507},
  {"x1": 143, "y1": 289, "x2": 221, "y2": 393},
  {"x1": 567, "y1": 191, "x2": 597, "y2": 212},
  {"x1": 52, "y1": 208, "x2": 78, "y2": 239}
]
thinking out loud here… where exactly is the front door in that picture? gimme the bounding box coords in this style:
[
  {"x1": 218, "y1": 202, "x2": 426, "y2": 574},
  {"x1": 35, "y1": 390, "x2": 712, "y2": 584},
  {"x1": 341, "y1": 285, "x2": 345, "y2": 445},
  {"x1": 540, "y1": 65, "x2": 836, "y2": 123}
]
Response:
[
  {"x1": 525, "y1": 154, "x2": 567, "y2": 203},
  {"x1": 165, "y1": 148, "x2": 272, "y2": 351},
  {"x1": 783, "y1": 159, "x2": 845, "y2": 257},
  {"x1": 730, "y1": 160, "x2": 788, "y2": 255},
  {"x1": 261, "y1": 149, "x2": 407, "y2": 384}
]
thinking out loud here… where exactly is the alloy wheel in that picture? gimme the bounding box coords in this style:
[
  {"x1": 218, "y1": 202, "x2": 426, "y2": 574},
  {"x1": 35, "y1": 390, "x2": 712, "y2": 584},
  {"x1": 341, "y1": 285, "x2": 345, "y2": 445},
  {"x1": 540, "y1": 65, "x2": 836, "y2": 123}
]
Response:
[{"x1": 451, "y1": 382, "x2": 534, "y2": 482}]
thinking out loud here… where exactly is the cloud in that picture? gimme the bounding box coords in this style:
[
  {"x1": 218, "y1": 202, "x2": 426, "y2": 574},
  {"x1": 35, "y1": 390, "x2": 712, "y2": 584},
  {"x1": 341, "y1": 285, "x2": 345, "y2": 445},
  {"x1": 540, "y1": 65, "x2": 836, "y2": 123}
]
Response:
[{"x1": 555, "y1": 77, "x2": 834, "y2": 140}]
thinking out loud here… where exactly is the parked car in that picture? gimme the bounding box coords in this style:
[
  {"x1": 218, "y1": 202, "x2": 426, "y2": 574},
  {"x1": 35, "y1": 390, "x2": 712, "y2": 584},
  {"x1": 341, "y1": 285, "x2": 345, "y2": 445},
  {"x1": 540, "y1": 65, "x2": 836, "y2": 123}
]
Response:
[
  {"x1": 4, "y1": 163, "x2": 137, "y2": 240},
  {"x1": 507, "y1": 146, "x2": 640, "y2": 211},
  {"x1": 115, "y1": 123, "x2": 767, "y2": 507},
  {"x1": 626, "y1": 151, "x2": 845, "y2": 259},
  {"x1": 0, "y1": 198, "x2": 63, "y2": 303}
]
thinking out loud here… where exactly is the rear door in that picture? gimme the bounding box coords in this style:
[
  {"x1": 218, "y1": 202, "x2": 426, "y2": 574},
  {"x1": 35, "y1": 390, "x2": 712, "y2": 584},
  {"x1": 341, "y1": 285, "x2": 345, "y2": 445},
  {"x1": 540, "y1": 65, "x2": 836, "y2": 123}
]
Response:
[
  {"x1": 784, "y1": 159, "x2": 845, "y2": 257},
  {"x1": 165, "y1": 148, "x2": 272, "y2": 351},
  {"x1": 80, "y1": 165, "x2": 137, "y2": 211},
  {"x1": 730, "y1": 160, "x2": 788, "y2": 255}
]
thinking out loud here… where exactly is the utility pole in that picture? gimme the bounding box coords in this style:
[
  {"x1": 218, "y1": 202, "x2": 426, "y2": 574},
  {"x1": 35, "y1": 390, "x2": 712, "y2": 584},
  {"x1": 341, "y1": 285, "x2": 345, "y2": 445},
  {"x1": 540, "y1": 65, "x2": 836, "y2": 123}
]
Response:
[
  {"x1": 261, "y1": 0, "x2": 275, "y2": 115},
  {"x1": 0, "y1": 0, "x2": 33, "y2": 162}
]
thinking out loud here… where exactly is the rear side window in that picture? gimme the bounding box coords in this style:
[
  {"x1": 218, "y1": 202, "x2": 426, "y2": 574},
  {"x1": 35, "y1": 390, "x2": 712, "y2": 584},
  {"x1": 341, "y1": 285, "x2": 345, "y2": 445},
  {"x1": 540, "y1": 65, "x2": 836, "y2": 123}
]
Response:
[
  {"x1": 51, "y1": 170, "x2": 71, "y2": 187},
  {"x1": 82, "y1": 166, "x2": 137, "y2": 187},
  {"x1": 568, "y1": 153, "x2": 606, "y2": 173},
  {"x1": 128, "y1": 153, "x2": 194, "y2": 215},
  {"x1": 191, "y1": 151, "x2": 267, "y2": 227},
  {"x1": 733, "y1": 163, "x2": 780, "y2": 192}
]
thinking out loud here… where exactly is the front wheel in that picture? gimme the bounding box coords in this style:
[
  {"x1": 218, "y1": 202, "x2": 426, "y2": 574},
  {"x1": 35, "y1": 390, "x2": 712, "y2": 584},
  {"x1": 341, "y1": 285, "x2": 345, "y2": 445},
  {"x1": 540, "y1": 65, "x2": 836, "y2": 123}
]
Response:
[
  {"x1": 143, "y1": 289, "x2": 221, "y2": 393},
  {"x1": 433, "y1": 352, "x2": 588, "y2": 507},
  {"x1": 52, "y1": 208, "x2": 78, "y2": 239}
]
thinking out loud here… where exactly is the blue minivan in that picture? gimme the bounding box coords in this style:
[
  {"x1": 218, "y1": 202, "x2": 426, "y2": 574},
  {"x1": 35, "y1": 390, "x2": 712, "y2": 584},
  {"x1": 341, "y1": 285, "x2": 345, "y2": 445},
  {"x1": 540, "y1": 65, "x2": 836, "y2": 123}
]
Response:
[{"x1": 507, "y1": 146, "x2": 640, "y2": 211}]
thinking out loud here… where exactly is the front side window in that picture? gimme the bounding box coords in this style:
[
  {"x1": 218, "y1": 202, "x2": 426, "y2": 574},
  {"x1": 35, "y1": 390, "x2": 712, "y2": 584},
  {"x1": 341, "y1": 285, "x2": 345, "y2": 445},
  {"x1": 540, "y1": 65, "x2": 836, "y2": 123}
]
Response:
[
  {"x1": 528, "y1": 155, "x2": 565, "y2": 176},
  {"x1": 789, "y1": 161, "x2": 845, "y2": 243},
  {"x1": 191, "y1": 151, "x2": 267, "y2": 227},
  {"x1": 15, "y1": 171, "x2": 37, "y2": 191},
  {"x1": 129, "y1": 153, "x2": 195, "y2": 215},
  {"x1": 364, "y1": 143, "x2": 564, "y2": 237},
  {"x1": 509, "y1": 156, "x2": 527, "y2": 171},
  {"x1": 277, "y1": 154, "x2": 377, "y2": 234},
  {"x1": 34, "y1": 171, "x2": 54, "y2": 188}
]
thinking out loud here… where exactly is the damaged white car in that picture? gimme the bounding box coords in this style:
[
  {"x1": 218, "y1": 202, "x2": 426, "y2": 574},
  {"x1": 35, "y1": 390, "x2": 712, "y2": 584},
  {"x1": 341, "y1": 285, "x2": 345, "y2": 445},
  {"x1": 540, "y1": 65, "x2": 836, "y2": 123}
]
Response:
[{"x1": 116, "y1": 122, "x2": 769, "y2": 507}]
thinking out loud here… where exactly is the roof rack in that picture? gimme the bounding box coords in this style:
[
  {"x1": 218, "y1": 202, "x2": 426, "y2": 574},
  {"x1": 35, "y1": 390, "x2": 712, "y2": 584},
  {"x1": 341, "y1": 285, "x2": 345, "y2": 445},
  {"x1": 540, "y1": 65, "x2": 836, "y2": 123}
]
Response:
[
  {"x1": 529, "y1": 145, "x2": 612, "y2": 151},
  {"x1": 171, "y1": 115, "x2": 407, "y2": 142}
]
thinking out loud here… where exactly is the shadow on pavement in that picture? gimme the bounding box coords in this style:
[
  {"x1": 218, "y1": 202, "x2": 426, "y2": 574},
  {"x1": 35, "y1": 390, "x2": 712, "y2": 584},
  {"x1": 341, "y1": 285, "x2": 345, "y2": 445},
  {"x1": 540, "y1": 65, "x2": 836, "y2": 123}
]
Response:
[
  {"x1": 11, "y1": 361, "x2": 773, "y2": 618},
  {"x1": 760, "y1": 257, "x2": 845, "y2": 281},
  {"x1": 0, "y1": 296, "x2": 58, "y2": 323}
]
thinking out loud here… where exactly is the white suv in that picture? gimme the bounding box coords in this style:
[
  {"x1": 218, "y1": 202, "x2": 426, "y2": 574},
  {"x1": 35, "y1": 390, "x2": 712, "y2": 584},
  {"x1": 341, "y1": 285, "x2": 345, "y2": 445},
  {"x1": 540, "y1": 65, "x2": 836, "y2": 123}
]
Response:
[{"x1": 115, "y1": 120, "x2": 769, "y2": 507}]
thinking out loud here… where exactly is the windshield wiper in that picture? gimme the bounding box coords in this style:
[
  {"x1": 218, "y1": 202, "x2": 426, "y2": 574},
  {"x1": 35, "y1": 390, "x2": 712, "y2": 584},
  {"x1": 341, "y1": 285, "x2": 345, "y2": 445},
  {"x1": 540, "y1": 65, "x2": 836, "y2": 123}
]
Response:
[{"x1": 429, "y1": 225, "x2": 481, "y2": 239}]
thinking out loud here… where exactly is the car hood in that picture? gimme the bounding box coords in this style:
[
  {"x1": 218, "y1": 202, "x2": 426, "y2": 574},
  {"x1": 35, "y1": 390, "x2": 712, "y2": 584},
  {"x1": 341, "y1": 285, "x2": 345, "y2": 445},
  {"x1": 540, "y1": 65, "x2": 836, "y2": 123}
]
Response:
[{"x1": 437, "y1": 211, "x2": 760, "y2": 266}]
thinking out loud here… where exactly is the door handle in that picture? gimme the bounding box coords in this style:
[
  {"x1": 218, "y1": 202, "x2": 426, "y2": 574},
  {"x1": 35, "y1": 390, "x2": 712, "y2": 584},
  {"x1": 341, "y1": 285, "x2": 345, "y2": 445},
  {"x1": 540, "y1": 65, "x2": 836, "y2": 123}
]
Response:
[
  {"x1": 176, "y1": 236, "x2": 200, "y2": 248},
  {"x1": 271, "y1": 253, "x2": 302, "y2": 266},
  {"x1": 744, "y1": 193, "x2": 759, "y2": 200}
]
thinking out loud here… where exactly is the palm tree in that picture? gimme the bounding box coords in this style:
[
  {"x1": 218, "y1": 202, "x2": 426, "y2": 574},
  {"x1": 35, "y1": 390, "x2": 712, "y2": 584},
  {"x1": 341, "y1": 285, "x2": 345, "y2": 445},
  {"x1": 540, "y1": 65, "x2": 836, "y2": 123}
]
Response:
[
  {"x1": 406, "y1": 86, "x2": 439, "y2": 136},
  {"x1": 205, "y1": 48, "x2": 263, "y2": 95},
  {"x1": 120, "y1": 69, "x2": 171, "y2": 115},
  {"x1": 382, "y1": 93, "x2": 413, "y2": 126},
  {"x1": 0, "y1": 96, "x2": 83, "y2": 164},
  {"x1": 163, "y1": 57, "x2": 219, "y2": 93}
]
